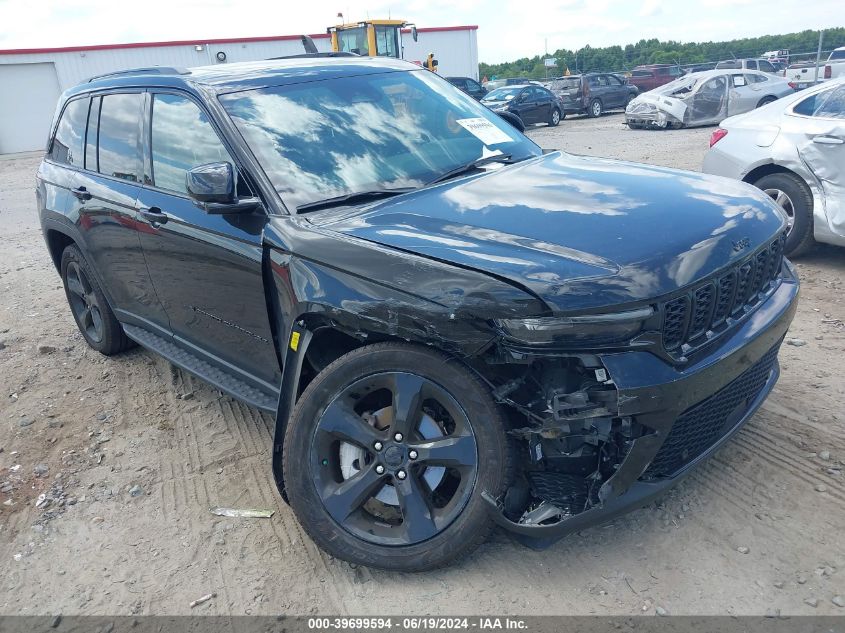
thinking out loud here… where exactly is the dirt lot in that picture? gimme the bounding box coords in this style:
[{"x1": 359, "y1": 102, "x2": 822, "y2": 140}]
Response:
[{"x1": 1, "y1": 112, "x2": 844, "y2": 616}]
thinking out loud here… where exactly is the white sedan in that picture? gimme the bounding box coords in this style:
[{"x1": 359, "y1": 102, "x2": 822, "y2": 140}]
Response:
[
  {"x1": 626, "y1": 69, "x2": 794, "y2": 129},
  {"x1": 702, "y1": 78, "x2": 845, "y2": 256}
]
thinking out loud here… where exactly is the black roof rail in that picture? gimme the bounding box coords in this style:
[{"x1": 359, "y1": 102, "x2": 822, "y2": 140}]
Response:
[
  {"x1": 88, "y1": 66, "x2": 191, "y2": 82},
  {"x1": 266, "y1": 51, "x2": 359, "y2": 60}
]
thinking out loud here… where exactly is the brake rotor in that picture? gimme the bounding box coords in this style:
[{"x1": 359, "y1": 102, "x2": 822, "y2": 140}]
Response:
[{"x1": 339, "y1": 405, "x2": 446, "y2": 506}]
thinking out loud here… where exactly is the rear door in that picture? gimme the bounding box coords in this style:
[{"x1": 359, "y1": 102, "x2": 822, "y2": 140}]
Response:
[
  {"x1": 532, "y1": 87, "x2": 553, "y2": 121},
  {"x1": 790, "y1": 84, "x2": 845, "y2": 237},
  {"x1": 604, "y1": 74, "x2": 627, "y2": 107},
  {"x1": 57, "y1": 91, "x2": 169, "y2": 329},
  {"x1": 134, "y1": 90, "x2": 279, "y2": 389}
]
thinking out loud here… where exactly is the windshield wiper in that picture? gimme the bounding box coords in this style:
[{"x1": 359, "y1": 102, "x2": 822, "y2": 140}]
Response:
[
  {"x1": 426, "y1": 154, "x2": 515, "y2": 186},
  {"x1": 296, "y1": 188, "x2": 415, "y2": 213}
]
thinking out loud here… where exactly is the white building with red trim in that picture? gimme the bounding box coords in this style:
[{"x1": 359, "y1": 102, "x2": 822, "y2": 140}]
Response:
[{"x1": 0, "y1": 26, "x2": 479, "y2": 153}]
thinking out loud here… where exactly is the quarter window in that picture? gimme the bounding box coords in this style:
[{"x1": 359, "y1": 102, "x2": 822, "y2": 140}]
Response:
[
  {"x1": 151, "y1": 94, "x2": 233, "y2": 194},
  {"x1": 97, "y1": 93, "x2": 143, "y2": 182},
  {"x1": 50, "y1": 98, "x2": 88, "y2": 167}
]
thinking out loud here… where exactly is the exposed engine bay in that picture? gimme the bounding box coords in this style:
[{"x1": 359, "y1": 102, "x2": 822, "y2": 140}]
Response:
[{"x1": 481, "y1": 355, "x2": 648, "y2": 528}]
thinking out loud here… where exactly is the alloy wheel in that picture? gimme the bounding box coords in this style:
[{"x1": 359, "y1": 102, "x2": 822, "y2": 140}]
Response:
[
  {"x1": 65, "y1": 261, "x2": 104, "y2": 343},
  {"x1": 310, "y1": 372, "x2": 478, "y2": 546},
  {"x1": 763, "y1": 187, "x2": 795, "y2": 233}
]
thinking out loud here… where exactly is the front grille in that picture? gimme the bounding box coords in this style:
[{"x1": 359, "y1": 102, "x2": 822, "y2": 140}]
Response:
[
  {"x1": 660, "y1": 234, "x2": 785, "y2": 355},
  {"x1": 642, "y1": 343, "x2": 780, "y2": 479}
]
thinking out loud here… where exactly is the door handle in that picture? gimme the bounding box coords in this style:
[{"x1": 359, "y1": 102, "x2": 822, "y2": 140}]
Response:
[
  {"x1": 813, "y1": 135, "x2": 844, "y2": 145},
  {"x1": 71, "y1": 186, "x2": 92, "y2": 201},
  {"x1": 138, "y1": 206, "x2": 169, "y2": 225}
]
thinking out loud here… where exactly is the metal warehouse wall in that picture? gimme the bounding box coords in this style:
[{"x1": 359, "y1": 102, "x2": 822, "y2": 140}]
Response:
[{"x1": 0, "y1": 26, "x2": 478, "y2": 153}]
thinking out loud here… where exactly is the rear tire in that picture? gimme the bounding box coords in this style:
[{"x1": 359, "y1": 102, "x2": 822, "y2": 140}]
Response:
[
  {"x1": 589, "y1": 99, "x2": 603, "y2": 117},
  {"x1": 282, "y1": 342, "x2": 514, "y2": 571},
  {"x1": 756, "y1": 96, "x2": 777, "y2": 108},
  {"x1": 60, "y1": 245, "x2": 134, "y2": 355},
  {"x1": 752, "y1": 172, "x2": 815, "y2": 257}
]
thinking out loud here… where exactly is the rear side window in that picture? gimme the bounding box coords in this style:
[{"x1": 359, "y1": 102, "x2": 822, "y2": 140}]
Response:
[
  {"x1": 50, "y1": 98, "x2": 89, "y2": 167},
  {"x1": 793, "y1": 84, "x2": 845, "y2": 119},
  {"x1": 97, "y1": 93, "x2": 143, "y2": 182},
  {"x1": 150, "y1": 93, "x2": 233, "y2": 194}
]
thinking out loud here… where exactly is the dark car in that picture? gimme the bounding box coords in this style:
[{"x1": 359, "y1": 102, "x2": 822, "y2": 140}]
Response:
[
  {"x1": 38, "y1": 57, "x2": 798, "y2": 572},
  {"x1": 481, "y1": 84, "x2": 562, "y2": 126},
  {"x1": 549, "y1": 73, "x2": 638, "y2": 117},
  {"x1": 446, "y1": 76, "x2": 487, "y2": 100},
  {"x1": 627, "y1": 64, "x2": 683, "y2": 92}
]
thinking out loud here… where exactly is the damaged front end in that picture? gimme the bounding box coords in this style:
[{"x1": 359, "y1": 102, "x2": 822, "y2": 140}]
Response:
[{"x1": 477, "y1": 259, "x2": 799, "y2": 546}]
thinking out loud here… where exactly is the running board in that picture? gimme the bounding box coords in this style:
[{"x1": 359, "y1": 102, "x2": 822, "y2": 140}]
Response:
[{"x1": 123, "y1": 324, "x2": 278, "y2": 412}]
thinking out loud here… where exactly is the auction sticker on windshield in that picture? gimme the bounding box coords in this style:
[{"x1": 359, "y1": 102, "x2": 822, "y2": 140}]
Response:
[{"x1": 456, "y1": 118, "x2": 513, "y2": 145}]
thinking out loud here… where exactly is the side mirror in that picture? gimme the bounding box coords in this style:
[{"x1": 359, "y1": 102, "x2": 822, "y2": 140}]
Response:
[
  {"x1": 411, "y1": 26, "x2": 418, "y2": 42},
  {"x1": 186, "y1": 162, "x2": 260, "y2": 214}
]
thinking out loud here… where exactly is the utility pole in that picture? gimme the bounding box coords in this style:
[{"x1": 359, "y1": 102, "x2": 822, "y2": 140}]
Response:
[{"x1": 813, "y1": 29, "x2": 824, "y2": 85}]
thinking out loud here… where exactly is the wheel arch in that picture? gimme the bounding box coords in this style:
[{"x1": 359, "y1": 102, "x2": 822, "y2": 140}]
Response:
[{"x1": 44, "y1": 226, "x2": 76, "y2": 272}]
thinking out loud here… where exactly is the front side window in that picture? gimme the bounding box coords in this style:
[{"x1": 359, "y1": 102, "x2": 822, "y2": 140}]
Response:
[
  {"x1": 793, "y1": 84, "x2": 845, "y2": 119},
  {"x1": 758, "y1": 60, "x2": 776, "y2": 73},
  {"x1": 97, "y1": 93, "x2": 143, "y2": 182},
  {"x1": 336, "y1": 27, "x2": 368, "y2": 55},
  {"x1": 374, "y1": 26, "x2": 398, "y2": 58},
  {"x1": 50, "y1": 97, "x2": 88, "y2": 167},
  {"x1": 151, "y1": 94, "x2": 233, "y2": 194},
  {"x1": 221, "y1": 69, "x2": 537, "y2": 211}
]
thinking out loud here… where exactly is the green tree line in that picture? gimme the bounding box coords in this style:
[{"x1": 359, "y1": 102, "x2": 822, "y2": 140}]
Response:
[{"x1": 479, "y1": 28, "x2": 845, "y2": 79}]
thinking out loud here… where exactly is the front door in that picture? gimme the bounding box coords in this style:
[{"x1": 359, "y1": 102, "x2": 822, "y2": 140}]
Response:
[{"x1": 134, "y1": 91, "x2": 279, "y2": 389}]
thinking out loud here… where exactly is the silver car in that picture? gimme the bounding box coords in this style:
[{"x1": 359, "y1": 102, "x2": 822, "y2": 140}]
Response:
[
  {"x1": 702, "y1": 78, "x2": 845, "y2": 256},
  {"x1": 626, "y1": 69, "x2": 794, "y2": 129}
]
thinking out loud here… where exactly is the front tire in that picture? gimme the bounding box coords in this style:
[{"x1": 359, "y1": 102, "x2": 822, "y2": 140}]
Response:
[
  {"x1": 752, "y1": 172, "x2": 815, "y2": 257},
  {"x1": 282, "y1": 342, "x2": 513, "y2": 571},
  {"x1": 549, "y1": 107, "x2": 561, "y2": 126},
  {"x1": 61, "y1": 245, "x2": 134, "y2": 355}
]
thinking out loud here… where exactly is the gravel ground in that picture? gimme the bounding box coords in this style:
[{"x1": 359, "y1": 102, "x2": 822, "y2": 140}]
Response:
[{"x1": 1, "y1": 113, "x2": 844, "y2": 616}]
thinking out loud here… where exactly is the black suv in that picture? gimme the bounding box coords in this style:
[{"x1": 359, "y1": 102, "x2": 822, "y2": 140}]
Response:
[{"x1": 37, "y1": 57, "x2": 798, "y2": 572}]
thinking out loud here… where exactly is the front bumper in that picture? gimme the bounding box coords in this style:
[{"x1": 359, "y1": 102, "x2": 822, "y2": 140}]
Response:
[{"x1": 484, "y1": 261, "x2": 800, "y2": 545}]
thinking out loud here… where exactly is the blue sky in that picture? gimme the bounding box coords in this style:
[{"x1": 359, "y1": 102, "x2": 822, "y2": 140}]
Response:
[{"x1": 0, "y1": 0, "x2": 840, "y2": 63}]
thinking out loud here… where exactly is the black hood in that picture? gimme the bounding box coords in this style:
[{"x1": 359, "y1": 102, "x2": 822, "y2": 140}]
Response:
[{"x1": 317, "y1": 152, "x2": 786, "y2": 313}]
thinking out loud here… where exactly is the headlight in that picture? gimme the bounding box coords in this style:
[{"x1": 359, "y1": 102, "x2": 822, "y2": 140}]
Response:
[{"x1": 494, "y1": 307, "x2": 654, "y2": 345}]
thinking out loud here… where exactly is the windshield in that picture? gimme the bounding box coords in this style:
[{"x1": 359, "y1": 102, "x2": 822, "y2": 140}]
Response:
[
  {"x1": 220, "y1": 70, "x2": 538, "y2": 211},
  {"x1": 482, "y1": 87, "x2": 523, "y2": 101}
]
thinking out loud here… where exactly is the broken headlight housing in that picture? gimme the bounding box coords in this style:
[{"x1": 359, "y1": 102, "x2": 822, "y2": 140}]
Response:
[{"x1": 494, "y1": 307, "x2": 653, "y2": 346}]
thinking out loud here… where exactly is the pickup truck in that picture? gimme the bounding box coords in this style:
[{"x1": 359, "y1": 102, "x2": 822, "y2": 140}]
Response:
[{"x1": 785, "y1": 46, "x2": 845, "y2": 89}]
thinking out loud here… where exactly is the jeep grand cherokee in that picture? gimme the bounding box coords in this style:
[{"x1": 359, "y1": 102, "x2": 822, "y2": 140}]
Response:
[{"x1": 37, "y1": 57, "x2": 798, "y2": 571}]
